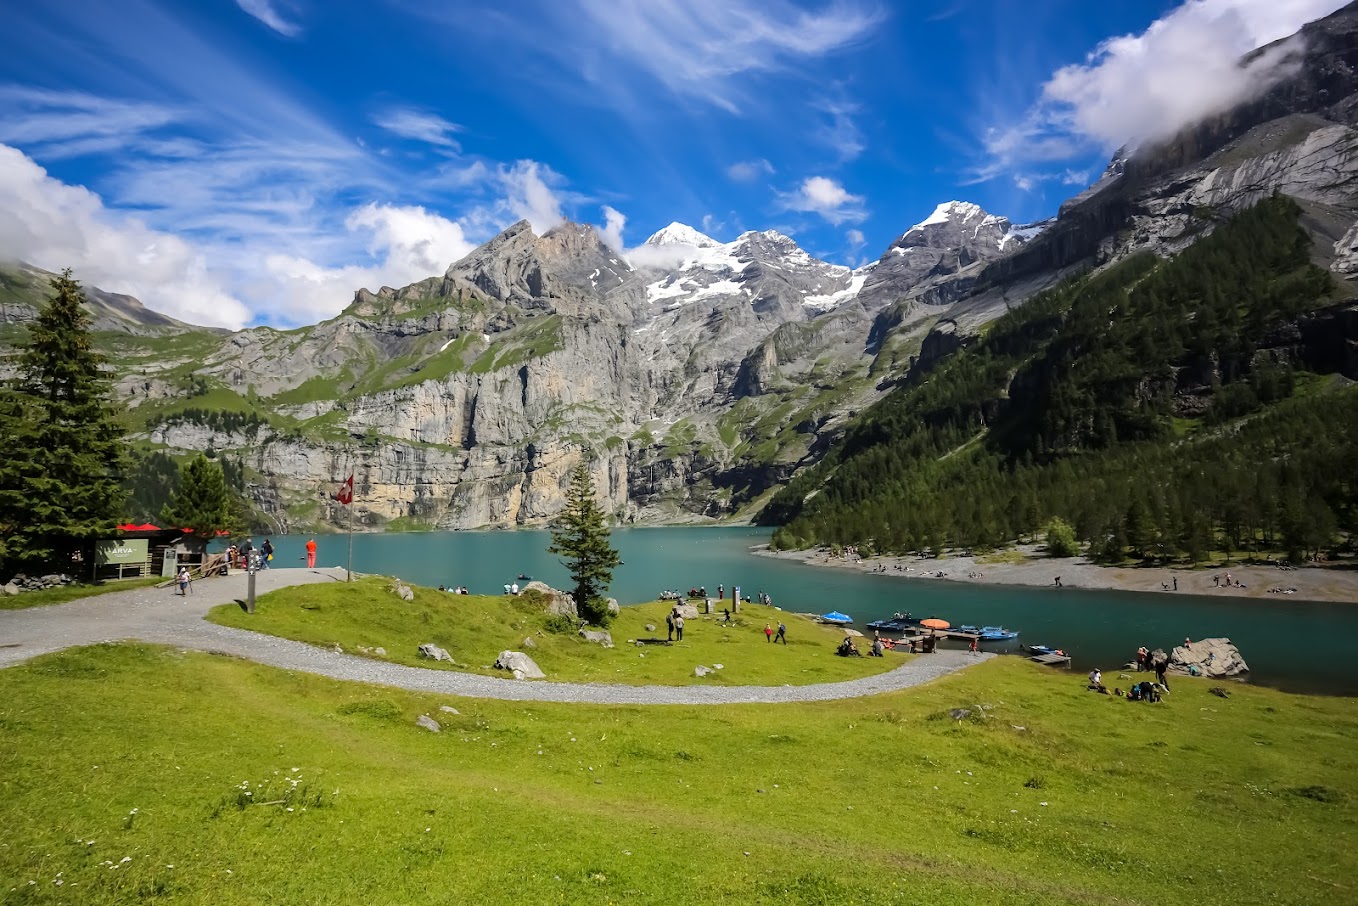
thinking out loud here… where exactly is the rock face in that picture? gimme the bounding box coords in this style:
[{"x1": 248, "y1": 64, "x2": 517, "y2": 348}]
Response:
[
  {"x1": 494, "y1": 650, "x2": 545, "y2": 679},
  {"x1": 1171, "y1": 638, "x2": 1250, "y2": 678}
]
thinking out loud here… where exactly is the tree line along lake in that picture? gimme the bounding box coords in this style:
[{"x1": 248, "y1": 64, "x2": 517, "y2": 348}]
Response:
[{"x1": 239, "y1": 526, "x2": 1358, "y2": 696}]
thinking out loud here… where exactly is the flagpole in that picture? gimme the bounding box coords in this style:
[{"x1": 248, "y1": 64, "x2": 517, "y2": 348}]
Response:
[{"x1": 346, "y1": 474, "x2": 354, "y2": 583}]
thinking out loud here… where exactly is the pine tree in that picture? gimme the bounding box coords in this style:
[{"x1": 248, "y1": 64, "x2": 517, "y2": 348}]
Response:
[
  {"x1": 547, "y1": 463, "x2": 621, "y2": 626},
  {"x1": 161, "y1": 454, "x2": 237, "y2": 542},
  {"x1": 0, "y1": 270, "x2": 125, "y2": 573}
]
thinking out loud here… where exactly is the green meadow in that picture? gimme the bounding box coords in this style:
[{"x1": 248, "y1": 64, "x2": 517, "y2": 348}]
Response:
[
  {"x1": 205, "y1": 578, "x2": 896, "y2": 686},
  {"x1": 1, "y1": 640, "x2": 1354, "y2": 905}
]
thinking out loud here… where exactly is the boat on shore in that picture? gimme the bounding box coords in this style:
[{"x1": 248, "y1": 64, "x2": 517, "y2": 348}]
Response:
[
  {"x1": 819, "y1": 611, "x2": 853, "y2": 625},
  {"x1": 865, "y1": 613, "x2": 916, "y2": 633},
  {"x1": 1025, "y1": 644, "x2": 1066, "y2": 656},
  {"x1": 960, "y1": 625, "x2": 1020, "y2": 642}
]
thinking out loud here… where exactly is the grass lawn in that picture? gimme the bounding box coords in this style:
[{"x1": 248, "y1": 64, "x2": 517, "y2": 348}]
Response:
[
  {"x1": 0, "y1": 577, "x2": 163, "y2": 612},
  {"x1": 205, "y1": 578, "x2": 897, "y2": 686},
  {"x1": 0, "y1": 646, "x2": 1354, "y2": 904}
]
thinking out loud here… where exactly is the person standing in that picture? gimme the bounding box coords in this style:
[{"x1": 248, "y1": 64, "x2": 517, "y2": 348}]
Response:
[
  {"x1": 305, "y1": 537, "x2": 317, "y2": 568},
  {"x1": 176, "y1": 566, "x2": 190, "y2": 596},
  {"x1": 764, "y1": 623, "x2": 773, "y2": 643},
  {"x1": 1155, "y1": 656, "x2": 1170, "y2": 691},
  {"x1": 674, "y1": 614, "x2": 685, "y2": 642},
  {"x1": 718, "y1": 584, "x2": 724, "y2": 601},
  {"x1": 775, "y1": 622, "x2": 786, "y2": 644},
  {"x1": 666, "y1": 611, "x2": 675, "y2": 642},
  {"x1": 261, "y1": 538, "x2": 274, "y2": 569},
  {"x1": 969, "y1": 636, "x2": 979, "y2": 656}
]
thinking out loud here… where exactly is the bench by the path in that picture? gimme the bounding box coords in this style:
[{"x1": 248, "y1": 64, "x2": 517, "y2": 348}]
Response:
[{"x1": 0, "y1": 568, "x2": 992, "y2": 705}]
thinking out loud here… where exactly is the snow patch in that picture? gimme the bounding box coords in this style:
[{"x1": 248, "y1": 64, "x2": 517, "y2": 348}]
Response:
[
  {"x1": 803, "y1": 272, "x2": 867, "y2": 311},
  {"x1": 916, "y1": 200, "x2": 984, "y2": 228},
  {"x1": 437, "y1": 336, "x2": 456, "y2": 353},
  {"x1": 644, "y1": 222, "x2": 719, "y2": 248}
]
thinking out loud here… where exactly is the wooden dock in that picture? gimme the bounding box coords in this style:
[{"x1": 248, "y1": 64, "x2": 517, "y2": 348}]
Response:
[{"x1": 1029, "y1": 653, "x2": 1072, "y2": 667}]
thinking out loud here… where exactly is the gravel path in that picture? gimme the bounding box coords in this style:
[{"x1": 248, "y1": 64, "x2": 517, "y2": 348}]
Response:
[{"x1": 0, "y1": 568, "x2": 991, "y2": 704}]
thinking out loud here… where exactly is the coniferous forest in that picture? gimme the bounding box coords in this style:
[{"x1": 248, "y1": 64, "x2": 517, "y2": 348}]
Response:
[{"x1": 763, "y1": 195, "x2": 1358, "y2": 564}]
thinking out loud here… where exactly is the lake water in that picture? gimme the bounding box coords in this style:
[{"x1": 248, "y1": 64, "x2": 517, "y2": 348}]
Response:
[{"x1": 245, "y1": 526, "x2": 1358, "y2": 696}]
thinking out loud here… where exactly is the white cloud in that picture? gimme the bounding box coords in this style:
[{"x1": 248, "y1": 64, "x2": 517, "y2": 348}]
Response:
[
  {"x1": 777, "y1": 176, "x2": 866, "y2": 225},
  {"x1": 701, "y1": 213, "x2": 725, "y2": 235},
  {"x1": 981, "y1": 0, "x2": 1345, "y2": 177},
  {"x1": 726, "y1": 158, "x2": 775, "y2": 182},
  {"x1": 813, "y1": 98, "x2": 865, "y2": 161},
  {"x1": 1014, "y1": 175, "x2": 1034, "y2": 192},
  {"x1": 569, "y1": 0, "x2": 884, "y2": 112},
  {"x1": 235, "y1": 0, "x2": 301, "y2": 36},
  {"x1": 0, "y1": 144, "x2": 250, "y2": 329},
  {"x1": 598, "y1": 205, "x2": 627, "y2": 251},
  {"x1": 846, "y1": 228, "x2": 865, "y2": 247},
  {"x1": 498, "y1": 160, "x2": 565, "y2": 232},
  {"x1": 262, "y1": 204, "x2": 475, "y2": 324},
  {"x1": 372, "y1": 107, "x2": 463, "y2": 151}
]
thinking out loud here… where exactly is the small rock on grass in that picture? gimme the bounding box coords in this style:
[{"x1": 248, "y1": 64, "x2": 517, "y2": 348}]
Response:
[
  {"x1": 439, "y1": 705, "x2": 460, "y2": 714},
  {"x1": 416, "y1": 715, "x2": 440, "y2": 733},
  {"x1": 694, "y1": 665, "x2": 713, "y2": 677}
]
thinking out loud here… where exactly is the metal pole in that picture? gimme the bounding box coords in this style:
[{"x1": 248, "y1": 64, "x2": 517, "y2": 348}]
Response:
[
  {"x1": 246, "y1": 553, "x2": 257, "y2": 613},
  {"x1": 347, "y1": 489, "x2": 354, "y2": 582}
]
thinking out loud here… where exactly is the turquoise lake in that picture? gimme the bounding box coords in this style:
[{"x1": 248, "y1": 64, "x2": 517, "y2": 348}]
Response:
[{"x1": 248, "y1": 526, "x2": 1358, "y2": 695}]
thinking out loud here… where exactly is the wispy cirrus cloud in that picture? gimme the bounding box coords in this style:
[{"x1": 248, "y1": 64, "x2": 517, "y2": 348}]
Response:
[
  {"x1": 776, "y1": 175, "x2": 866, "y2": 225},
  {"x1": 439, "y1": 0, "x2": 885, "y2": 116},
  {"x1": 373, "y1": 107, "x2": 463, "y2": 151},
  {"x1": 235, "y1": 0, "x2": 301, "y2": 36},
  {"x1": 975, "y1": 0, "x2": 1346, "y2": 183},
  {"x1": 813, "y1": 97, "x2": 865, "y2": 161},
  {"x1": 726, "y1": 158, "x2": 774, "y2": 182}
]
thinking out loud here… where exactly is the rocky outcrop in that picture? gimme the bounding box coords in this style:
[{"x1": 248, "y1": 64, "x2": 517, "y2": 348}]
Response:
[
  {"x1": 494, "y1": 650, "x2": 545, "y2": 679},
  {"x1": 1170, "y1": 638, "x2": 1250, "y2": 678},
  {"x1": 418, "y1": 644, "x2": 453, "y2": 662}
]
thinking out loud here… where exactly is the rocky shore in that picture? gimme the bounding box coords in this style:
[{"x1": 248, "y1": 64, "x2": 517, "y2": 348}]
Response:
[{"x1": 755, "y1": 544, "x2": 1358, "y2": 604}]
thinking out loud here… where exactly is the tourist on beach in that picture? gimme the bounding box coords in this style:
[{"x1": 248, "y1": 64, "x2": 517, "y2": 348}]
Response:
[
  {"x1": 1172, "y1": 576, "x2": 1177, "y2": 591},
  {"x1": 764, "y1": 623, "x2": 773, "y2": 642},
  {"x1": 305, "y1": 537, "x2": 317, "y2": 568},
  {"x1": 1054, "y1": 576, "x2": 1062, "y2": 587},
  {"x1": 775, "y1": 622, "x2": 786, "y2": 644},
  {"x1": 969, "y1": 636, "x2": 979, "y2": 656}
]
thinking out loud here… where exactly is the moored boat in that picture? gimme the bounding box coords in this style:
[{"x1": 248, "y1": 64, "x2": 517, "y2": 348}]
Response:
[{"x1": 819, "y1": 611, "x2": 853, "y2": 625}]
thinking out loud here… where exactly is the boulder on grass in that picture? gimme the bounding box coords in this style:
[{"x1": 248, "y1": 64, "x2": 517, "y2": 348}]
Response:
[
  {"x1": 523, "y1": 636, "x2": 537, "y2": 649},
  {"x1": 579, "y1": 629, "x2": 614, "y2": 648},
  {"x1": 606, "y1": 598, "x2": 620, "y2": 616},
  {"x1": 1170, "y1": 638, "x2": 1249, "y2": 678},
  {"x1": 523, "y1": 581, "x2": 577, "y2": 617},
  {"x1": 495, "y1": 650, "x2": 545, "y2": 679},
  {"x1": 416, "y1": 715, "x2": 440, "y2": 733},
  {"x1": 673, "y1": 603, "x2": 699, "y2": 620},
  {"x1": 1, "y1": 583, "x2": 18, "y2": 596},
  {"x1": 694, "y1": 665, "x2": 713, "y2": 677},
  {"x1": 390, "y1": 581, "x2": 415, "y2": 602},
  {"x1": 418, "y1": 643, "x2": 452, "y2": 662}
]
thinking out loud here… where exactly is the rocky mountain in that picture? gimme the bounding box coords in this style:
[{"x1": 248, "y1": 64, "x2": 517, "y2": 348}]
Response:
[
  {"x1": 0, "y1": 261, "x2": 209, "y2": 337},
  {"x1": 8, "y1": 3, "x2": 1358, "y2": 535}
]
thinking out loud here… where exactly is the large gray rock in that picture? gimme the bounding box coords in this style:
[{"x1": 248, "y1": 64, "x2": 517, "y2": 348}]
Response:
[
  {"x1": 1, "y1": 583, "x2": 18, "y2": 596},
  {"x1": 579, "y1": 629, "x2": 614, "y2": 648},
  {"x1": 673, "y1": 604, "x2": 699, "y2": 620},
  {"x1": 418, "y1": 643, "x2": 452, "y2": 662},
  {"x1": 1171, "y1": 638, "x2": 1249, "y2": 678},
  {"x1": 416, "y1": 714, "x2": 440, "y2": 733},
  {"x1": 494, "y1": 650, "x2": 545, "y2": 679},
  {"x1": 606, "y1": 598, "x2": 620, "y2": 616},
  {"x1": 390, "y1": 582, "x2": 414, "y2": 602},
  {"x1": 523, "y1": 581, "x2": 577, "y2": 618},
  {"x1": 694, "y1": 665, "x2": 713, "y2": 677}
]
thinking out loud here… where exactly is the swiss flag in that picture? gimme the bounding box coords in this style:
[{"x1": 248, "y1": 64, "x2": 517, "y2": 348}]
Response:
[{"x1": 334, "y1": 474, "x2": 354, "y2": 505}]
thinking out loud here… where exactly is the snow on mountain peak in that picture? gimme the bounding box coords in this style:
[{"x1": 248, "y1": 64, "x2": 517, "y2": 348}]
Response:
[
  {"x1": 644, "y1": 222, "x2": 719, "y2": 249},
  {"x1": 915, "y1": 200, "x2": 985, "y2": 229}
]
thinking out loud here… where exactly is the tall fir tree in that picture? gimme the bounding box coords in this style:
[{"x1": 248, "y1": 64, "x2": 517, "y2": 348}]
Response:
[
  {"x1": 161, "y1": 454, "x2": 237, "y2": 542},
  {"x1": 0, "y1": 270, "x2": 125, "y2": 573},
  {"x1": 547, "y1": 462, "x2": 621, "y2": 626}
]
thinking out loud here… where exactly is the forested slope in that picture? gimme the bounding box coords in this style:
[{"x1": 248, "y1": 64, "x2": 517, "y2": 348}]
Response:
[{"x1": 762, "y1": 196, "x2": 1358, "y2": 563}]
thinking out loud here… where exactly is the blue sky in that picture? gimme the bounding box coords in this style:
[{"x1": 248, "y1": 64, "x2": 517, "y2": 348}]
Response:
[{"x1": 0, "y1": 0, "x2": 1344, "y2": 327}]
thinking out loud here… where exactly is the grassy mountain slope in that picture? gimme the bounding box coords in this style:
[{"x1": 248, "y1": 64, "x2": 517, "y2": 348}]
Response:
[{"x1": 763, "y1": 195, "x2": 1358, "y2": 562}]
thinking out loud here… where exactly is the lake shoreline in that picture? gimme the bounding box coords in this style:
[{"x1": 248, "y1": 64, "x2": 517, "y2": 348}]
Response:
[{"x1": 754, "y1": 544, "x2": 1358, "y2": 605}]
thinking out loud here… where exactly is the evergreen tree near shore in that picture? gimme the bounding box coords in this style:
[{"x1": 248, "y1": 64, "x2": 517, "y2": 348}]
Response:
[
  {"x1": 0, "y1": 270, "x2": 126, "y2": 574},
  {"x1": 548, "y1": 463, "x2": 621, "y2": 626},
  {"x1": 161, "y1": 454, "x2": 238, "y2": 542}
]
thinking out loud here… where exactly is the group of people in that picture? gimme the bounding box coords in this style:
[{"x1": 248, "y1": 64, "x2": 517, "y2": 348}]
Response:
[
  {"x1": 503, "y1": 582, "x2": 521, "y2": 595},
  {"x1": 438, "y1": 585, "x2": 470, "y2": 594},
  {"x1": 1213, "y1": 574, "x2": 1246, "y2": 589},
  {"x1": 665, "y1": 607, "x2": 686, "y2": 642},
  {"x1": 223, "y1": 537, "x2": 317, "y2": 570},
  {"x1": 762, "y1": 622, "x2": 787, "y2": 644}
]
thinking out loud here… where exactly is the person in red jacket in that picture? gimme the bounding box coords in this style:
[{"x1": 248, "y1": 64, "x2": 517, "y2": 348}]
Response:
[{"x1": 305, "y1": 537, "x2": 317, "y2": 568}]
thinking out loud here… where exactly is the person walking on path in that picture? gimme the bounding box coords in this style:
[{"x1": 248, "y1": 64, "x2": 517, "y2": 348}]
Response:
[
  {"x1": 176, "y1": 567, "x2": 191, "y2": 596},
  {"x1": 775, "y1": 622, "x2": 786, "y2": 644},
  {"x1": 261, "y1": 538, "x2": 274, "y2": 569},
  {"x1": 305, "y1": 537, "x2": 318, "y2": 568},
  {"x1": 1155, "y1": 656, "x2": 1170, "y2": 691},
  {"x1": 765, "y1": 623, "x2": 774, "y2": 642},
  {"x1": 1172, "y1": 576, "x2": 1177, "y2": 591},
  {"x1": 969, "y1": 636, "x2": 979, "y2": 656},
  {"x1": 674, "y1": 614, "x2": 685, "y2": 642}
]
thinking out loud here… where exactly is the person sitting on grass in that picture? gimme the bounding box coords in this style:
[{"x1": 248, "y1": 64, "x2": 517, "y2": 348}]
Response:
[
  {"x1": 836, "y1": 637, "x2": 861, "y2": 657},
  {"x1": 870, "y1": 636, "x2": 885, "y2": 657},
  {"x1": 1088, "y1": 668, "x2": 1107, "y2": 693}
]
